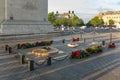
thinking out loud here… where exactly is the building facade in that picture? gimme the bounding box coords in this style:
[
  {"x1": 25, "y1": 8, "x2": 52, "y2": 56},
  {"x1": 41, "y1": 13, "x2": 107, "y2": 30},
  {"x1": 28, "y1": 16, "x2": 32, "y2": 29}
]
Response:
[
  {"x1": 55, "y1": 11, "x2": 75, "y2": 19},
  {"x1": 0, "y1": 0, "x2": 53, "y2": 35},
  {"x1": 98, "y1": 11, "x2": 120, "y2": 25}
]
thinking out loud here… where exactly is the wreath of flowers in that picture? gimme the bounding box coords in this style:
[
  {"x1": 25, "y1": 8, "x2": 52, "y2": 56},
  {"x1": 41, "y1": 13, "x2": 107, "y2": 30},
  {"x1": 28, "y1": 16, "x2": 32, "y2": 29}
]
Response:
[
  {"x1": 70, "y1": 46, "x2": 103, "y2": 59},
  {"x1": 18, "y1": 40, "x2": 53, "y2": 49}
]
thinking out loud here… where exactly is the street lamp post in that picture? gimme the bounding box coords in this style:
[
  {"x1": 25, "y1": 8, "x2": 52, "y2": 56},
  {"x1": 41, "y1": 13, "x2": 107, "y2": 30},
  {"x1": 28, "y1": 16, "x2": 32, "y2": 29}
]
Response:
[
  {"x1": 110, "y1": 27, "x2": 112, "y2": 43},
  {"x1": 93, "y1": 27, "x2": 95, "y2": 42},
  {"x1": 80, "y1": 29, "x2": 83, "y2": 39},
  {"x1": 108, "y1": 19, "x2": 114, "y2": 43}
]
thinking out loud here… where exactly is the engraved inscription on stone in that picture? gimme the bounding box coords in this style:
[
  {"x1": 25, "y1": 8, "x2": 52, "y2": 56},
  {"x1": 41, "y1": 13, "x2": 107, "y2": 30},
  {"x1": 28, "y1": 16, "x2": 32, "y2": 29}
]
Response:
[{"x1": 23, "y1": 0, "x2": 39, "y2": 10}]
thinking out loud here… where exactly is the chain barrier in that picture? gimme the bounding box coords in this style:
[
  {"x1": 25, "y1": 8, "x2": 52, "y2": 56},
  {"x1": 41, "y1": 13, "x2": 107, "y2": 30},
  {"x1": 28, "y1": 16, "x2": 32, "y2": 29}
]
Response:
[
  {"x1": 83, "y1": 31, "x2": 87, "y2": 34},
  {"x1": 12, "y1": 45, "x2": 18, "y2": 53},
  {"x1": 94, "y1": 32, "x2": 99, "y2": 34},
  {"x1": 31, "y1": 54, "x2": 70, "y2": 67},
  {"x1": 115, "y1": 29, "x2": 120, "y2": 32},
  {"x1": 34, "y1": 59, "x2": 47, "y2": 66},
  {"x1": 72, "y1": 30, "x2": 85, "y2": 34},
  {"x1": 14, "y1": 54, "x2": 20, "y2": 59},
  {"x1": 11, "y1": 45, "x2": 17, "y2": 49},
  {"x1": 5, "y1": 44, "x2": 18, "y2": 54}
]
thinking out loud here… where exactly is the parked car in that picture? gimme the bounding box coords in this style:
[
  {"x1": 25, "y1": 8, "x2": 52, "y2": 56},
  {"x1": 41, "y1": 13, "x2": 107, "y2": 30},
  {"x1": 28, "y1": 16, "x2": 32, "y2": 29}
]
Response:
[
  {"x1": 100, "y1": 27, "x2": 104, "y2": 29},
  {"x1": 104, "y1": 27, "x2": 109, "y2": 30},
  {"x1": 95, "y1": 27, "x2": 99, "y2": 29},
  {"x1": 80, "y1": 26, "x2": 87, "y2": 29}
]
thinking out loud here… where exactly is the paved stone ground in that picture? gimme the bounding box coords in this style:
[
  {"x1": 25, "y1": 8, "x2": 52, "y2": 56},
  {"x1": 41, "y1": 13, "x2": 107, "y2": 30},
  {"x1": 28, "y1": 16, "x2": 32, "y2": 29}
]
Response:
[{"x1": 0, "y1": 32, "x2": 120, "y2": 80}]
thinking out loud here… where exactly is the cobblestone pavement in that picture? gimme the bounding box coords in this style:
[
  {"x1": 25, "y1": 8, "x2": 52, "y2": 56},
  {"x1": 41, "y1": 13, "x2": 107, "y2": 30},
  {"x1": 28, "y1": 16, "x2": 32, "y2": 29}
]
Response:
[{"x1": 0, "y1": 32, "x2": 120, "y2": 80}]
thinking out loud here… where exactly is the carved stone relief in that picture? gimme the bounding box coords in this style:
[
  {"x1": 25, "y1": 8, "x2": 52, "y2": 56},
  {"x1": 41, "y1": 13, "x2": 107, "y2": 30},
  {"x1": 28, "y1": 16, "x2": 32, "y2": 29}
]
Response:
[{"x1": 22, "y1": 0, "x2": 39, "y2": 10}]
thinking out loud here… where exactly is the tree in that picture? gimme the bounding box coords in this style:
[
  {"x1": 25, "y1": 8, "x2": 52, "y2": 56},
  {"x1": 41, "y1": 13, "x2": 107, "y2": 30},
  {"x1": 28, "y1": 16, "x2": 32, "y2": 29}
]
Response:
[
  {"x1": 90, "y1": 16, "x2": 103, "y2": 27},
  {"x1": 109, "y1": 19, "x2": 114, "y2": 26},
  {"x1": 48, "y1": 12, "x2": 56, "y2": 24},
  {"x1": 71, "y1": 16, "x2": 84, "y2": 27},
  {"x1": 48, "y1": 11, "x2": 84, "y2": 27},
  {"x1": 67, "y1": 19, "x2": 72, "y2": 27},
  {"x1": 79, "y1": 19, "x2": 84, "y2": 26},
  {"x1": 100, "y1": 19, "x2": 104, "y2": 26},
  {"x1": 54, "y1": 18, "x2": 63, "y2": 26},
  {"x1": 86, "y1": 21, "x2": 93, "y2": 27},
  {"x1": 62, "y1": 18, "x2": 71, "y2": 26}
]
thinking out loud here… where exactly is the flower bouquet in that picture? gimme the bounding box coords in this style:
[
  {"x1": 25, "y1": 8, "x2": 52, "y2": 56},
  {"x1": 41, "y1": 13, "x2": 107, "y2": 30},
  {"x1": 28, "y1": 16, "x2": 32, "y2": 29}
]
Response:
[{"x1": 108, "y1": 42, "x2": 115, "y2": 48}]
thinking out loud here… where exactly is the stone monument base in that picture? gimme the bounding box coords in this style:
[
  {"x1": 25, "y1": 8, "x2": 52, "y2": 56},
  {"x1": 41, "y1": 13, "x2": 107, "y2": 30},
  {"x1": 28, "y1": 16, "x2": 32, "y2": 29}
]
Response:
[{"x1": 0, "y1": 20, "x2": 54, "y2": 35}]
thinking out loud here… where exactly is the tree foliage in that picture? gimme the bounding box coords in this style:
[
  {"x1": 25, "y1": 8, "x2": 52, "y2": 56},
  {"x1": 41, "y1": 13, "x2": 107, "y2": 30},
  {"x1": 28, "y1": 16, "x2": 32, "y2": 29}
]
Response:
[
  {"x1": 86, "y1": 21, "x2": 93, "y2": 27},
  {"x1": 48, "y1": 12, "x2": 84, "y2": 27},
  {"x1": 71, "y1": 16, "x2": 84, "y2": 26},
  {"x1": 109, "y1": 19, "x2": 114, "y2": 26},
  {"x1": 90, "y1": 16, "x2": 104, "y2": 27},
  {"x1": 48, "y1": 12, "x2": 56, "y2": 24}
]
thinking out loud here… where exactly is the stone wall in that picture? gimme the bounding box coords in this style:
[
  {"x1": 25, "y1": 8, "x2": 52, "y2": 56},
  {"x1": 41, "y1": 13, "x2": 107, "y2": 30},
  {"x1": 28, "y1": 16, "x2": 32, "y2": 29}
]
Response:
[
  {"x1": 0, "y1": 0, "x2": 5, "y2": 23},
  {"x1": 0, "y1": 0, "x2": 54, "y2": 35},
  {"x1": 1, "y1": 22, "x2": 53, "y2": 34},
  {"x1": 7, "y1": 0, "x2": 48, "y2": 21}
]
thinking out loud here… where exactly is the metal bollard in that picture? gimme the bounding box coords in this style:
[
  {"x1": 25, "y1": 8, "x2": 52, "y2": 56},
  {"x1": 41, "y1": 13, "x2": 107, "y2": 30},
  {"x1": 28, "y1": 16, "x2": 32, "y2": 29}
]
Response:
[
  {"x1": 5, "y1": 45, "x2": 9, "y2": 51},
  {"x1": 50, "y1": 40, "x2": 53, "y2": 45},
  {"x1": 102, "y1": 41, "x2": 105, "y2": 46},
  {"x1": 62, "y1": 39, "x2": 65, "y2": 44},
  {"x1": 47, "y1": 57, "x2": 51, "y2": 65},
  {"x1": 17, "y1": 44, "x2": 21, "y2": 49},
  {"x1": 28, "y1": 60, "x2": 34, "y2": 71},
  {"x1": 84, "y1": 38, "x2": 86, "y2": 43},
  {"x1": 20, "y1": 55, "x2": 25, "y2": 64},
  {"x1": 8, "y1": 47, "x2": 12, "y2": 54}
]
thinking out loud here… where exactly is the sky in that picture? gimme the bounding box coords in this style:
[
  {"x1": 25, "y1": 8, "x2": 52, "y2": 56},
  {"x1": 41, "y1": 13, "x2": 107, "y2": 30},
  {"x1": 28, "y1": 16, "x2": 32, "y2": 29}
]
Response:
[{"x1": 48, "y1": 0, "x2": 120, "y2": 23}]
